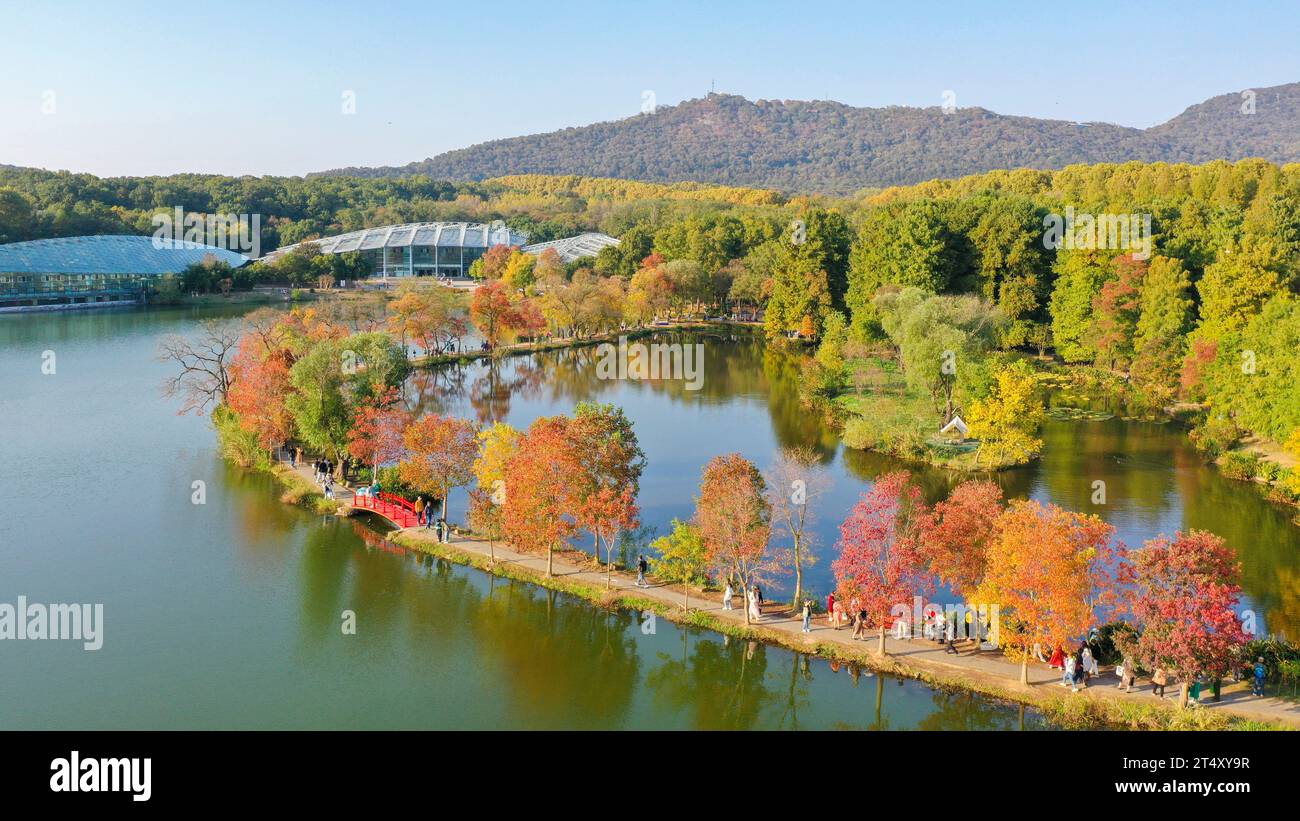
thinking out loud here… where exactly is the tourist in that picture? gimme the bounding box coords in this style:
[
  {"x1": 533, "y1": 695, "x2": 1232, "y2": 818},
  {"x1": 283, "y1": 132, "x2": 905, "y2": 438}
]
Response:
[
  {"x1": 636, "y1": 554, "x2": 648, "y2": 587},
  {"x1": 1190, "y1": 674, "x2": 1203, "y2": 706},
  {"x1": 1062, "y1": 653, "x2": 1077, "y2": 690},
  {"x1": 722, "y1": 581, "x2": 734, "y2": 611},
  {"x1": 944, "y1": 618, "x2": 958, "y2": 654},
  {"x1": 747, "y1": 586, "x2": 762, "y2": 622},
  {"x1": 438, "y1": 518, "x2": 450, "y2": 543},
  {"x1": 801, "y1": 599, "x2": 812, "y2": 633},
  {"x1": 1152, "y1": 667, "x2": 1168, "y2": 698},
  {"x1": 932, "y1": 610, "x2": 945, "y2": 644},
  {"x1": 1033, "y1": 642, "x2": 1047, "y2": 663},
  {"x1": 754, "y1": 584, "x2": 763, "y2": 609},
  {"x1": 826, "y1": 592, "x2": 836, "y2": 627},
  {"x1": 853, "y1": 607, "x2": 867, "y2": 640},
  {"x1": 1253, "y1": 657, "x2": 1267, "y2": 696},
  {"x1": 293, "y1": 446, "x2": 301, "y2": 467},
  {"x1": 1048, "y1": 644, "x2": 1065, "y2": 670},
  {"x1": 414, "y1": 496, "x2": 426, "y2": 526},
  {"x1": 323, "y1": 476, "x2": 334, "y2": 500},
  {"x1": 1117, "y1": 653, "x2": 1136, "y2": 692},
  {"x1": 1081, "y1": 645, "x2": 1099, "y2": 680}
]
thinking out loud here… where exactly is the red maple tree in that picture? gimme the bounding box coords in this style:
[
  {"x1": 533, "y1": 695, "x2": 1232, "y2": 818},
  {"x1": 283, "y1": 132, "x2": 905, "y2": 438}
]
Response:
[
  {"x1": 1130, "y1": 530, "x2": 1250, "y2": 707},
  {"x1": 920, "y1": 479, "x2": 1004, "y2": 600},
  {"x1": 397, "y1": 414, "x2": 479, "y2": 521},
  {"x1": 833, "y1": 471, "x2": 934, "y2": 655},
  {"x1": 226, "y1": 341, "x2": 296, "y2": 458},
  {"x1": 347, "y1": 387, "x2": 410, "y2": 481}
]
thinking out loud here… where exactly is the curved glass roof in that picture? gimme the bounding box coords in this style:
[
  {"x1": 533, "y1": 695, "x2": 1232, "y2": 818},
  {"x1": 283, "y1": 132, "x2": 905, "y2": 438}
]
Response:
[
  {"x1": 522, "y1": 232, "x2": 621, "y2": 264},
  {"x1": 266, "y1": 222, "x2": 529, "y2": 261},
  {"x1": 0, "y1": 235, "x2": 249, "y2": 275}
]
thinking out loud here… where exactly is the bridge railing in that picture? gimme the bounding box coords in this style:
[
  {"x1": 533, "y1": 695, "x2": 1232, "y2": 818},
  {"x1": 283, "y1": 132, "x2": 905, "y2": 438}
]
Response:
[{"x1": 354, "y1": 490, "x2": 420, "y2": 527}]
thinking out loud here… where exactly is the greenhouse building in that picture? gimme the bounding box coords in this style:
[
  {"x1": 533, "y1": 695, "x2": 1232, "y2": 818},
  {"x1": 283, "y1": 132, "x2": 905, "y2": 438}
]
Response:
[
  {"x1": 0, "y1": 235, "x2": 249, "y2": 310},
  {"x1": 263, "y1": 222, "x2": 529, "y2": 278}
]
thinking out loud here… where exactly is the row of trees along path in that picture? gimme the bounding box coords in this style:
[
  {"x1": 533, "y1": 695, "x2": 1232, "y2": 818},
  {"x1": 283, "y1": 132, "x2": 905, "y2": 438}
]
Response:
[{"x1": 379, "y1": 520, "x2": 1300, "y2": 729}]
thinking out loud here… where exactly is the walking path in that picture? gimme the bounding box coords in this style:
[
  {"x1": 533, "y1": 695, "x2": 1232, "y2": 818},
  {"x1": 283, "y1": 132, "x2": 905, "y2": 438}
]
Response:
[{"x1": 387, "y1": 526, "x2": 1300, "y2": 728}]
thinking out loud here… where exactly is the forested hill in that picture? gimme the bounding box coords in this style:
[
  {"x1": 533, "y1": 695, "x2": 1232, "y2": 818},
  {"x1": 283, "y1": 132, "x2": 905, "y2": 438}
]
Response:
[{"x1": 317, "y1": 84, "x2": 1300, "y2": 194}]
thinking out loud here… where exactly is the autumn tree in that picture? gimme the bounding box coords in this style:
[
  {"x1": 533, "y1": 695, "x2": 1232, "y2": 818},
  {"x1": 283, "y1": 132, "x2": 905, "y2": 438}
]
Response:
[
  {"x1": 977, "y1": 500, "x2": 1119, "y2": 685},
  {"x1": 1130, "y1": 530, "x2": 1250, "y2": 707},
  {"x1": 568, "y1": 403, "x2": 646, "y2": 583},
  {"x1": 694, "y1": 454, "x2": 772, "y2": 624},
  {"x1": 398, "y1": 414, "x2": 479, "y2": 521},
  {"x1": 469, "y1": 280, "x2": 520, "y2": 350},
  {"x1": 764, "y1": 446, "x2": 827, "y2": 608},
  {"x1": 503, "y1": 415, "x2": 581, "y2": 575},
  {"x1": 920, "y1": 479, "x2": 1004, "y2": 600},
  {"x1": 158, "y1": 318, "x2": 242, "y2": 415},
  {"x1": 967, "y1": 360, "x2": 1044, "y2": 466},
  {"x1": 225, "y1": 341, "x2": 296, "y2": 458},
  {"x1": 470, "y1": 421, "x2": 521, "y2": 562},
  {"x1": 832, "y1": 471, "x2": 933, "y2": 655},
  {"x1": 347, "y1": 387, "x2": 410, "y2": 481},
  {"x1": 1089, "y1": 254, "x2": 1145, "y2": 372}
]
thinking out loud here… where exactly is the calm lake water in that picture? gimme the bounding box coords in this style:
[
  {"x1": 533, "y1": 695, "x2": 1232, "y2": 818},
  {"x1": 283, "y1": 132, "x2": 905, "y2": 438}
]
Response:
[{"x1": 0, "y1": 305, "x2": 1047, "y2": 729}]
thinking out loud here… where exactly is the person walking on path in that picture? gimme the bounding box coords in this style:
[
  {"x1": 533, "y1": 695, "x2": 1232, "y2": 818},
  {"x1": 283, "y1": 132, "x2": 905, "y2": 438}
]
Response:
[
  {"x1": 1048, "y1": 644, "x2": 1065, "y2": 669},
  {"x1": 944, "y1": 617, "x2": 958, "y2": 654},
  {"x1": 747, "y1": 587, "x2": 762, "y2": 622},
  {"x1": 1152, "y1": 667, "x2": 1168, "y2": 699},
  {"x1": 852, "y1": 607, "x2": 868, "y2": 640},
  {"x1": 1082, "y1": 645, "x2": 1099, "y2": 680},
  {"x1": 323, "y1": 475, "x2": 334, "y2": 500},
  {"x1": 1062, "y1": 654, "x2": 1078, "y2": 691},
  {"x1": 801, "y1": 599, "x2": 812, "y2": 633},
  {"x1": 414, "y1": 496, "x2": 426, "y2": 526},
  {"x1": 826, "y1": 593, "x2": 837, "y2": 628},
  {"x1": 722, "y1": 581, "x2": 734, "y2": 611},
  {"x1": 1253, "y1": 657, "x2": 1267, "y2": 696},
  {"x1": 1117, "y1": 653, "x2": 1136, "y2": 692},
  {"x1": 636, "y1": 554, "x2": 648, "y2": 587}
]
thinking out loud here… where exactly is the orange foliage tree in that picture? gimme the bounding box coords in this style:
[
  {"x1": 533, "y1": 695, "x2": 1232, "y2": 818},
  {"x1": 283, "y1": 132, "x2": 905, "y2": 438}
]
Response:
[
  {"x1": 397, "y1": 414, "x2": 479, "y2": 521},
  {"x1": 694, "y1": 453, "x2": 772, "y2": 624},
  {"x1": 920, "y1": 479, "x2": 1005, "y2": 600},
  {"x1": 568, "y1": 402, "x2": 645, "y2": 584},
  {"x1": 469, "y1": 280, "x2": 520, "y2": 350},
  {"x1": 977, "y1": 500, "x2": 1121, "y2": 684},
  {"x1": 226, "y1": 341, "x2": 296, "y2": 458},
  {"x1": 502, "y1": 415, "x2": 581, "y2": 575}
]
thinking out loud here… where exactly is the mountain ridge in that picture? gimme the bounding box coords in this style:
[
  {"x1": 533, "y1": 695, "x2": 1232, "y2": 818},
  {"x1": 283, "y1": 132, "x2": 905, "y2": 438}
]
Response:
[{"x1": 315, "y1": 84, "x2": 1300, "y2": 194}]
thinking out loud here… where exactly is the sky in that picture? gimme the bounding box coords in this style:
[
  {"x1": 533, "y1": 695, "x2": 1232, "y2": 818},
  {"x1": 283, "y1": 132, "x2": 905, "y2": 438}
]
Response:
[{"x1": 1, "y1": 0, "x2": 1298, "y2": 178}]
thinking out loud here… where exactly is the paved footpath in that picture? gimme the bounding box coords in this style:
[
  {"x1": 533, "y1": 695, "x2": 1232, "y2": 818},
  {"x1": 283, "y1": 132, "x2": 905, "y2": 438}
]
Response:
[{"x1": 390, "y1": 525, "x2": 1300, "y2": 728}]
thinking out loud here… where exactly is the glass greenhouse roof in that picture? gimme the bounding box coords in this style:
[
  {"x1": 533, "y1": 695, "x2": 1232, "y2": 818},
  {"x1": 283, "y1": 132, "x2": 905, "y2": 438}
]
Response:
[
  {"x1": 522, "y1": 232, "x2": 621, "y2": 264},
  {"x1": 0, "y1": 235, "x2": 249, "y2": 275},
  {"x1": 265, "y1": 222, "x2": 529, "y2": 261}
]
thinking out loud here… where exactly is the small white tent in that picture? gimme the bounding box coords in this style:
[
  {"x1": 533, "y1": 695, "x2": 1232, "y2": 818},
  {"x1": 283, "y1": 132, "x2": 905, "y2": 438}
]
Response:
[{"x1": 939, "y1": 415, "x2": 969, "y2": 439}]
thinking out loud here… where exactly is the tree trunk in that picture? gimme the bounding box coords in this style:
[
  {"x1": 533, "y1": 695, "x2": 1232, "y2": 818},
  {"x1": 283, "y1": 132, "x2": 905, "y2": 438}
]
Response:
[
  {"x1": 792, "y1": 541, "x2": 803, "y2": 610},
  {"x1": 683, "y1": 582, "x2": 689, "y2": 611},
  {"x1": 1179, "y1": 681, "x2": 1189, "y2": 709},
  {"x1": 1020, "y1": 656, "x2": 1029, "y2": 686},
  {"x1": 547, "y1": 546, "x2": 553, "y2": 577},
  {"x1": 877, "y1": 626, "x2": 887, "y2": 656}
]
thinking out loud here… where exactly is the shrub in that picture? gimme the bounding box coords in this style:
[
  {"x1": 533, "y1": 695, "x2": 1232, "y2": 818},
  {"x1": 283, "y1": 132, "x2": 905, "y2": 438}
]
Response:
[
  {"x1": 1219, "y1": 451, "x2": 1260, "y2": 481},
  {"x1": 1188, "y1": 416, "x2": 1241, "y2": 458}
]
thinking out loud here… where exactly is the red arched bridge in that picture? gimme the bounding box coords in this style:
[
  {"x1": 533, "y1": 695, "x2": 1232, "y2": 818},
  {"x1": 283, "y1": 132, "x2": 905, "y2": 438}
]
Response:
[{"x1": 352, "y1": 491, "x2": 421, "y2": 528}]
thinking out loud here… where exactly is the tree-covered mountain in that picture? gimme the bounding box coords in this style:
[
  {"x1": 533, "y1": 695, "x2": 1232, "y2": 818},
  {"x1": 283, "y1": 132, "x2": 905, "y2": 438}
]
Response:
[{"x1": 318, "y1": 84, "x2": 1300, "y2": 194}]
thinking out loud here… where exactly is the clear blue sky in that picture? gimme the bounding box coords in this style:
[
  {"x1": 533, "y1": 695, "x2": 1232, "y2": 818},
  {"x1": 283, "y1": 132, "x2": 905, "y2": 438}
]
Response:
[{"x1": 2, "y1": 0, "x2": 1297, "y2": 177}]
